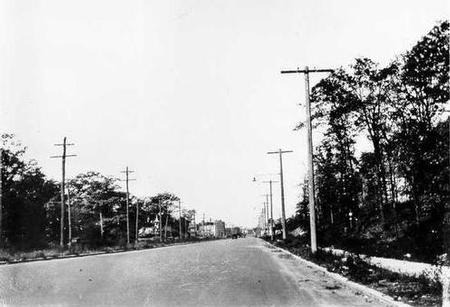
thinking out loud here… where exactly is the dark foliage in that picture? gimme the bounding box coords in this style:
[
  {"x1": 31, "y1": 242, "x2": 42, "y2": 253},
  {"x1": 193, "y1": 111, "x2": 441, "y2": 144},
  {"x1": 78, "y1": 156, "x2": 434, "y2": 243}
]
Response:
[{"x1": 292, "y1": 21, "x2": 449, "y2": 263}]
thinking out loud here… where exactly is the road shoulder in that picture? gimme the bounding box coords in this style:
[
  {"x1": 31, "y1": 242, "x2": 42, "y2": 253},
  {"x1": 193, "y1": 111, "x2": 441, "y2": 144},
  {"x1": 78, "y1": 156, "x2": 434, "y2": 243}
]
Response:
[{"x1": 261, "y1": 239, "x2": 411, "y2": 307}]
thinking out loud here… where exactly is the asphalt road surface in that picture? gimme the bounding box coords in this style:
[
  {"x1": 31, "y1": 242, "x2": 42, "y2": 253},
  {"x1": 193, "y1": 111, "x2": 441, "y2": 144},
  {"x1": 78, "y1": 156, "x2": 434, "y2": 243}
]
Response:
[{"x1": 0, "y1": 238, "x2": 390, "y2": 306}]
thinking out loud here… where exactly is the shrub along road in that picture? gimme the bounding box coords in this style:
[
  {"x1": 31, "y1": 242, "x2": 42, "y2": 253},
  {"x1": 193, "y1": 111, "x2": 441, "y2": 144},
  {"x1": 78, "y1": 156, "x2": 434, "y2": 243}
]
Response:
[{"x1": 0, "y1": 238, "x2": 395, "y2": 306}]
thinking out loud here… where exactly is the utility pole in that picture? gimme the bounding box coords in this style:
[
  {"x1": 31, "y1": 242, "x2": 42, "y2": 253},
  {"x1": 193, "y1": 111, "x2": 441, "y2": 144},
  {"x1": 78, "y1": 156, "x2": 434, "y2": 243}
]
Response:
[
  {"x1": 262, "y1": 200, "x2": 267, "y2": 234},
  {"x1": 265, "y1": 195, "x2": 270, "y2": 234},
  {"x1": 267, "y1": 149, "x2": 293, "y2": 240},
  {"x1": 120, "y1": 167, "x2": 135, "y2": 245},
  {"x1": 158, "y1": 199, "x2": 162, "y2": 242},
  {"x1": 261, "y1": 194, "x2": 269, "y2": 234},
  {"x1": 253, "y1": 175, "x2": 278, "y2": 240},
  {"x1": 67, "y1": 184, "x2": 72, "y2": 249},
  {"x1": 193, "y1": 210, "x2": 196, "y2": 237},
  {"x1": 184, "y1": 214, "x2": 188, "y2": 239},
  {"x1": 135, "y1": 198, "x2": 139, "y2": 244},
  {"x1": 281, "y1": 66, "x2": 334, "y2": 253},
  {"x1": 51, "y1": 137, "x2": 76, "y2": 249},
  {"x1": 0, "y1": 147, "x2": 3, "y2": 246},
  {"x1": 178, "y1": 199, "x2": 182, "y2": 240},
  {"x1": 202, "y1": 213, "x2": 205, "y2": 237},
  {"x1": 263, "y1": 180, "x2": 278, "y2": 241}
]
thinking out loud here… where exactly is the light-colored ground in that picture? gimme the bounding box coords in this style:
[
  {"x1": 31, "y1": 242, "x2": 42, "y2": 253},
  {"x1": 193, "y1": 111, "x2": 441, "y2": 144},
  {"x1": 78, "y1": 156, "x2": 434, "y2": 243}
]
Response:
[{"x1": 0, "y1": 238, "x2": 390, "y2": 306}]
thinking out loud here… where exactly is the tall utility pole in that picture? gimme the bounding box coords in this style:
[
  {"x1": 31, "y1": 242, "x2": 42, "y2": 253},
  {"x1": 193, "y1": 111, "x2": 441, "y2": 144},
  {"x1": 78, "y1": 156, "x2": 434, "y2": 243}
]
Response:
[
  {"x1": 265, "y1": 194, "x2": 269, "y2": 234},
  {"x1": 67, "y1": 184, "x2": 72, "y2": 249},
  {"x1": 121, "y1": 167, "x2": 135, "y2": 245},
  {"x1": 253, "y1": 175, "x2": 278, "y2": 240},
  {"x1": 184, "y1": 214, "x2": 188, "y2": 239},
  {"x1": 135, "y1": 198, "x2": 139, "y2": 244},
  {"x1": 51, "y1": 137, "x2": 76, "y2": 248},
  {"x1": 261, "y1": 194, "x2": 269, "y2": 234},
  {"x1": 0, "y1": 147, "x2": 3, "y2": 246},
  {"x1": 261, "y1": 207, "x2": 266, "y2": 232},
  {"x1": 267, "y1": 149, "x2": 293, "y2": 240},
  {"x1": 262, "y1": 199, "x2": 267, "y2": 234},
  {"x1": 158, "y1": 199, "x2": 162, "y2": 242},
  {"x1": 193, "y1": 210, "x2": 196, "y2": 237},
  {"x1": 202, "y1": 213, "x2": 205, "y2": 237},
  {"x1": 263, "y1": 180, "x2": 278, "y2": 241},
  {"x1": 178, "y1": 199, "x2": 182, "y2": 240},
  {"x1": 281, "y1": 66, "x2": 334, "y2": 253}
]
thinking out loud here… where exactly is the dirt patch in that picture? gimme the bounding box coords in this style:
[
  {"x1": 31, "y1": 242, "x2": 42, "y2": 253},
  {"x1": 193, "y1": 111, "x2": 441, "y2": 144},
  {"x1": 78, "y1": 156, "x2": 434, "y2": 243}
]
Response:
[
  {"x1": 267, "y1": 240, "x2": 442, "y2": 307},
  {"x1": 278, "y1": 253, "x2": 293, "y2": 259},
  {"x1": 325, "y1": 284, "x2": 341, "y2": 290}
]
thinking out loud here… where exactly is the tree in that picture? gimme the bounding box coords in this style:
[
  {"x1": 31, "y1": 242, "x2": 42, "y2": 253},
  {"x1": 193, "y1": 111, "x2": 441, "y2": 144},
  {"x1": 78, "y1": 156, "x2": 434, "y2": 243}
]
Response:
[
  {"x1": 1, "y1": 134, "x2": 58, "y2": 249},
  {"x1": 310, "y1": 69, "x2": 362, "y2": 235},
  {"x1": 65, "y1": 172, "x2": 126, "y2": 246},
  {"x1": 151, "y1": 193, "x2": 179, "y2": 241},
  {"x1": 292, "y1": 21, "x2": 449, "y2": 262},
  {"x1": 391, "y1": 21, "x2": 449, "y2": 225}
]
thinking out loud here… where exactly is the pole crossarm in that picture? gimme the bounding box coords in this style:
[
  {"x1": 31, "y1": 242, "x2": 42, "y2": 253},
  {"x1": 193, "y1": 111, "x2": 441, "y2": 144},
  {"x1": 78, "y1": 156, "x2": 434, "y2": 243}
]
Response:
[
  {"x1": 267, "y1": 150, "x2": 293, "y2": 155},
  {"x1": 50, "y1": 155, "x2": 77, "y2": 158},
  {"x1": 281, "y1": 68, "x2": 334, "y2": 74}
]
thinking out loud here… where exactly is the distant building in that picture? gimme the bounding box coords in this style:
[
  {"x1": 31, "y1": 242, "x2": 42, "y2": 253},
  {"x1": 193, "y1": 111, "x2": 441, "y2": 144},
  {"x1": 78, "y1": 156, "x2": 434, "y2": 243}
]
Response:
[{"x1": 214, "y1": 220, "x2": 226, "y2": 237}]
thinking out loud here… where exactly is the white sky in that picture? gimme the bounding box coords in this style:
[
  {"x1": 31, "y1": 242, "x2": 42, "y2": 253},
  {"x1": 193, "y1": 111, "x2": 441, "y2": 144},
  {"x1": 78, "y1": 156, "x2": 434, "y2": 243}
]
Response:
[{"x1": 1, "y1": 0, "x2": 448, "y2": 227}]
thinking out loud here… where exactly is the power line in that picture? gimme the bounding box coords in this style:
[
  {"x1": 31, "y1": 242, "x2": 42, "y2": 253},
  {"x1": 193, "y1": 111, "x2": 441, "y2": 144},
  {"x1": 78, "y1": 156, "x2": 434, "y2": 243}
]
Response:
[{"x1": 281, "y1": 66, "x2": 334, "y2": 253}]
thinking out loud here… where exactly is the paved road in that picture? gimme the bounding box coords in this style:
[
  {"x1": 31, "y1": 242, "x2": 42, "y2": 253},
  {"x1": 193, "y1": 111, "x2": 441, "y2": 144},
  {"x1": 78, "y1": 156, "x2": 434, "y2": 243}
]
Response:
[{"x1": 0, "y1": 238, "x2": 389, "y2": 306}]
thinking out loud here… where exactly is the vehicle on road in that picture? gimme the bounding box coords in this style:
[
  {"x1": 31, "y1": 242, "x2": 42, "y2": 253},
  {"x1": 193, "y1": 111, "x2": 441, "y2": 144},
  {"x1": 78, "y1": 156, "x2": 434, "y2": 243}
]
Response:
[{"x1": 231, "y1": 227, "x2": 243, "y2": 239}]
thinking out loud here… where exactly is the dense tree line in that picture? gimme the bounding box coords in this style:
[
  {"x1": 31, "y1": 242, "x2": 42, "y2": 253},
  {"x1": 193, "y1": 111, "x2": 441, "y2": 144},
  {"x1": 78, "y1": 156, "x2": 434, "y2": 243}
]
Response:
[
  {"x1": 0, "y1": 135, "x2": 193, "y2": 250},
  {"x1": 292, "y1": 21, "x2": 449, "y2": 262}
]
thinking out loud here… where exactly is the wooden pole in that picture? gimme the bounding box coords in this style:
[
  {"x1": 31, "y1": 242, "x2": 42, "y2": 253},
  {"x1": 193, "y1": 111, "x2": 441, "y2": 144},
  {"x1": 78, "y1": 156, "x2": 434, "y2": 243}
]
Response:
[
  {"x1": 269, "y1": 181, "x2": 274, "y2": 241},
  {"x1": 60, "y1": 137, "x2": 66, "y2": 248},
  {"x1": 278, "y1": 150, "x2": 286, "y2": 240},
  {"x1": 51, "y1": 138, "x2": 76, "y2": 249},
  {"x1": 268, "y1": 149, "x2": 292, "y2": 240},
  {"x1": 120, "y1": 167, "x2": 135, "y2": 245},
  {"x1": 125, "y1": 167, "x2": 130, "y2": 244},
  {"x1": 193, "y1": 211, "x2": 196, "y2": 236},
  {"x1": 281, "y1": 66, "x2": 334, "y2": 253},
  {"x1": 67, "y1": 184, "x2": 72, "y2": 248},
  {"x1": 135, "y1": 198, "x2": 139, "y2": 244},
  {"x1": 0, "y1": 147, "x2": 3, "y2": 246},
  {"x1": 158, "y1": 200, "x2": 162, "y2": 242},
  {"x1": 304, "y1": 66, "x2": 318, "y2": 253},
  {"x1": 178, "y1": 200, "x2": 182, "y2": 239}
]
